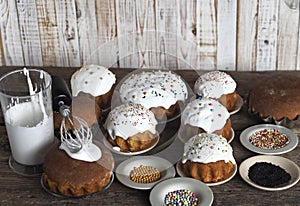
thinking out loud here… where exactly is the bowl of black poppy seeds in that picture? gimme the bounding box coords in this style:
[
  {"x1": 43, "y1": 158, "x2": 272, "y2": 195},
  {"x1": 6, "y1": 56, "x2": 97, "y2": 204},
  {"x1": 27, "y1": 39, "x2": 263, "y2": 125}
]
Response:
[{"x1": 239, "y1": 155, "x2": 300, "y2": 191}]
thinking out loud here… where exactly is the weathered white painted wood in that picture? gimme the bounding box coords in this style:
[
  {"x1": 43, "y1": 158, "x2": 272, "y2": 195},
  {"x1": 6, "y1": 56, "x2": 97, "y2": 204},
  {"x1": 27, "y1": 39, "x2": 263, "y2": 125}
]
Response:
[
  {"x1": 276, "y1": 0, "x2": 299, "y2": 71},
  {"x1": 256, "y1": 0, "x2": 279, "y2": 71},
  {"x1": 0, "y1": 0, "x2": 24, "y2": 66},
  {"x1": 217, "y1": 0, "x2": 237, "y2": 71},
  {"x1": 195, "y1": 0, "x2": 217, "y2": 72},
  {"x1": 298, "y1": 12, "x2": 300, "y2": 71},
  {"x1": 95, "y1": 0, "x2": 118, "y2": 68},
  {"x1": 155, "y1": 0, "x2": 178, "y2": 69},
  {"x1": 236, "y1": 0, "x2": 258, "y2": 71},
  {"x1": 75, "y1": 0, "x2": 99, "y2": 66},
  {"x1": 16, "y1": 0, "x2": 43, "y2": 66},
  {"x1": 36, "y1": 0, "x2": 63, "y2": 67},
  {"x1": 0, "y1": 31, "x2": 3, "y2": 66},
  {"x1": 55, "y1": 0, "x2": 80, "y2": 67},
  {"x1": 134, "y1": 0, "x2": 157, "y2": 69},
  {"x1": 176, "y1": 0, "x2": 198, "y2": 70},
  {"x1": 115, "y1": 0, "x2": 138, "y2": 68}
]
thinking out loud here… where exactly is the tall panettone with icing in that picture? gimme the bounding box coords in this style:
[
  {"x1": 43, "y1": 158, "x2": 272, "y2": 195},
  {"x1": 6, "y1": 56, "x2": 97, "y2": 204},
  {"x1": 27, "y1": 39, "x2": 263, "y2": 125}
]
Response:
[
  {"x1": 182, "y1": 133, "x2": 235, "y2": 164},
  {"x1": 180, "y1": 133, "x2": 236, "y2": 183},
  {"x1": 194, "y1": 71, "x2": 237, "y2": 111},
  {"x1": 119, "y1": 70, "x2": 188, "y2": 110},
  {"x1": 194, "y1": 71, "x2": 236, "y2": 99},
  {"x1": 71, "y1": 64, "x2": 116, "y2": 97},
  {"x1": 179, "y1": 97, "x2": 232, "y2": 142},
  {"x1": 182, "y1": 97, "x2": 230, "y2": 133},
  {"x1": 105, "y1": 103, "x2": 159, "y2": 152},
  {"x1": 106, "y1": 103, "x2": 157, "y2": 140}
]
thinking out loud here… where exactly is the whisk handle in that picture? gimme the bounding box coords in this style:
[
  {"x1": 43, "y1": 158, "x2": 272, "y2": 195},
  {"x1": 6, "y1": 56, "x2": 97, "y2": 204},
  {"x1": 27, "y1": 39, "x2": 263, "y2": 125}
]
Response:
[{"x1": 52, "y1": 75, "x2": 72, "y2": 112}]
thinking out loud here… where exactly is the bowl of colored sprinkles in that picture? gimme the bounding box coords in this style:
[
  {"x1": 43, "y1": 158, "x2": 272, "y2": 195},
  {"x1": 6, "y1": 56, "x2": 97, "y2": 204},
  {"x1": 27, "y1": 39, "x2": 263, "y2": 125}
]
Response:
[
  {"x1": 240, "y1": 124, "x2": 298, "y2": 155},
  {"x1": 149, "y1": 177, "x2": 214, "y2": 206},
  {"x1": 239, "y1": 155, "x2": 300, "y2": 191}
]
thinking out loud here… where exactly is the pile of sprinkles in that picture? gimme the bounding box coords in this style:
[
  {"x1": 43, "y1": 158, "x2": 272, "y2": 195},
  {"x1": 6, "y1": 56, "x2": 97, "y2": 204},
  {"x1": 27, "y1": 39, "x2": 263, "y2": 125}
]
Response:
[
  {"x1": 164, "y1": 189, "x2": 199, "y2": 206},
  {"x1": 249, "y1": 128, "x2": 290, "y2": 150}
]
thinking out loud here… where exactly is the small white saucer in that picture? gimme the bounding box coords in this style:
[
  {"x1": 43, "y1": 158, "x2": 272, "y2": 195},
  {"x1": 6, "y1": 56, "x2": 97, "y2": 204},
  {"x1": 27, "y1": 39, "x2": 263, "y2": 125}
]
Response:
[
  {"x1": 240, "y1": 124, "x2": 298, "y2": 155},
  {"x1": 229, "y1": 94, "x2": 243, "y2": 115},
  {"x1": 115, "y1": 156, "x2": 175, "y2": 190}
]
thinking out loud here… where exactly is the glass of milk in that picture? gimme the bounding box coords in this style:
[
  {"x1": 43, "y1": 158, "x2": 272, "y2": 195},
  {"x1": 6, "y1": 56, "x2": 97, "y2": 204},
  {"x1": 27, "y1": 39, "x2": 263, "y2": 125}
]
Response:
[{"x1": 0, "y1": 68, "x2": 54, "y2": 176}]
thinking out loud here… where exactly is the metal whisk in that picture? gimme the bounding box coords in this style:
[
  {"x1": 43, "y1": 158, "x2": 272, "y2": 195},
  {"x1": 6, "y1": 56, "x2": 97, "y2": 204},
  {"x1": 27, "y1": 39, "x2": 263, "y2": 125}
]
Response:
[{"x1": 52, "y1": 76, "x2": 92, "y2": 153}]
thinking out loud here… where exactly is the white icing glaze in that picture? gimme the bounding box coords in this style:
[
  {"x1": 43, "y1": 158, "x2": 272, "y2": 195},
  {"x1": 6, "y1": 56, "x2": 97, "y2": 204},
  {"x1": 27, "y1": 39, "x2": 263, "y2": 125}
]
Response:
[
  {"x1": 105, "y1": 103, "x2": 157, "y2": 140},
  {"x1": 119, "y1": 70, "x2": 188, "y2": 109},
  {"x1": 182, "y1": 133, "x2": 236, "y2": 164},
  {"x1": 181, "y1": 97, "x2": 230, "y2": 133},
  {"x1": 71, "y1": 64, "x2": 116, "y2": 97},
  {"x1": 194, "y1": 71, "x2": 236, "y2": 99},
  {"x1": 60, "y1": 142, "x2": 102, "y2": 162}
]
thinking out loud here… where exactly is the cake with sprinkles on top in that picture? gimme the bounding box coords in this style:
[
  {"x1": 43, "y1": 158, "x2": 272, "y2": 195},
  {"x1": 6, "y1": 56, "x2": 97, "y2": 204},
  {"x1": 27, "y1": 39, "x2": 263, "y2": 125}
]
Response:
[
  {"x1": 118, "y1": 70, "x2": 188, "y2": 121},
  {"x1": 71, "y1": 64, "x2": 116, "y2": 111},
  {"x1": 179, "y1": 97, "x2": 232, "y2": 142},
  {"x1": 194, "y1": 71, "x2": 238, "y2": 111},
  {"x1": 104, "y1": 102, "x2": 159, "y2": 152},
  {"x1": 180, "y1": 133, "x2": 236, "y2": 183}
]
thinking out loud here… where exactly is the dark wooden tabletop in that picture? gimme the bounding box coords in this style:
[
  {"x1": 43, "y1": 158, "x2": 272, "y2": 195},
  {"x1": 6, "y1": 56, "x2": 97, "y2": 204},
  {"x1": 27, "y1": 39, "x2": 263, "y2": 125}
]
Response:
[{"x1": 0, "y1": 67, "x2": 299, "y2": 206}]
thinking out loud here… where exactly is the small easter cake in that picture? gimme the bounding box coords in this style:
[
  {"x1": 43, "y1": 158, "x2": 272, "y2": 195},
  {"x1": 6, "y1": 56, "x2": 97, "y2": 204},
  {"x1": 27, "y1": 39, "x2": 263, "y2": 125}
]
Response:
[
  {"x1": 119, "y1": 70, "x2": 188, "y2": 121},
  {"x1": 180, "y1": 133, "x2": 236, "y2": 183},
  {"x1": 179, "y1": 97, "x2": 231, "y2": 142},
  {"x1": 194, "y1": 71, "x2": 238, "y2": 111},
  {"x1": 71, "y1": 64, "x2": 116, "y2": 111},
  {"x1": 105, "y1": 103, "x2": 159, "y2": 152}
]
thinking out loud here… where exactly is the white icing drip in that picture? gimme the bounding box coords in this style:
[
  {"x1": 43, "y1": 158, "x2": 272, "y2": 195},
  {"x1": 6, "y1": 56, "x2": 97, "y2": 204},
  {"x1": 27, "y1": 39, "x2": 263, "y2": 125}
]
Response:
[
  {"x1": 182, "y1": 133, "x2": 236, "y2": 164},
  {"x1": 119, "y1": 70, "x2": 188, "y2": 109},
  {"x1": 194, "y1": 71, "x2": 236, "y2": 98},
  {"x1": 71, "y1": 64, "x2": 116, "y2": 96},
  {"x1": 181, "y1": 98, "x2": 230, "y2": 133},
  {"x1": 59, "y1": 142, "x2": 102, "y2": 162},
  {"x1": 105, "y1": 103, "x2": 157, "y2": 140}
]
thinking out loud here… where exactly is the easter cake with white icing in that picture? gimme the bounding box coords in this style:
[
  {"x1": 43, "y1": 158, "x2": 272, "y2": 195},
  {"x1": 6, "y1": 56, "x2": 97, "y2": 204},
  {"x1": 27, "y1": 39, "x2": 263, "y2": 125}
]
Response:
[
  {"x1": 119, "y1": 70, "x2": 188, "y2": 121},
  {"x1": 179, "y1": 97, "x2": 231, "y2": 142},
  {"x1": 194, "y1": 71, "x2": 237, "y2": 111},
  {"x1": 71, "y1": 64, "x2": 116, "y2": 111},
  {"x1": 105, "y1": 102, "x2": 159, "y2": 152},
  {"x1": 180, "y1": 133, "x2": 236, "y2": 183}
]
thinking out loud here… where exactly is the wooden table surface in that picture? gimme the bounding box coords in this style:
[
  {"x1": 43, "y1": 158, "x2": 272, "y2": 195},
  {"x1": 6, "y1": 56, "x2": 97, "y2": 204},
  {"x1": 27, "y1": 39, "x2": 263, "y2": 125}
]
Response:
[{"x1": 0, "y1": 67, "x2": 299, "y2": 206}]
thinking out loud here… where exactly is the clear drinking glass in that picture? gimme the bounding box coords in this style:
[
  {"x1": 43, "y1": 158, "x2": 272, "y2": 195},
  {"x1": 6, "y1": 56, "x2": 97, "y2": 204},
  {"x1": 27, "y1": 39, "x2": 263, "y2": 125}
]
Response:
[{"x1": 0, "y1": 68, "x2": 54, "y2": 176}]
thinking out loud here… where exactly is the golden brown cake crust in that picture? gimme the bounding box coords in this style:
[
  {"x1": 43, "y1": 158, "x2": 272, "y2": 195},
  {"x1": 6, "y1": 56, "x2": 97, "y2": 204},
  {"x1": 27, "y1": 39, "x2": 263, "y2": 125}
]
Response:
[
  {"x1": 43, "y1": 141, "x2": 114, "y2": 197},
  {"x1": 108, "y1": 130, "x2": 158, "y2": 152},
  {"x1": 249, "y1": 74, "x2": 300, "y2": 120},
  {"x1": 219, "y1": 91, "x2": 238, "y2": 111},
  {"x1": 150, "y1": 101, "x2": 182, "y2": 121},
  {"x1": 181, "y1": 160, "x2": 235, "y2": 183},
  {"x1": 180, "y1": 119, "x2": 232, "y2": 142}
]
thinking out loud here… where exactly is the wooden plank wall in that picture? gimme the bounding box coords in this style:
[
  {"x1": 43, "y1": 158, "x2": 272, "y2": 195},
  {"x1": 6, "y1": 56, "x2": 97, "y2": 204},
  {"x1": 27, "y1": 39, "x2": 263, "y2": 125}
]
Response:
[{"x1": 0, "y1": 0, "x2": 299, "y2": 71}]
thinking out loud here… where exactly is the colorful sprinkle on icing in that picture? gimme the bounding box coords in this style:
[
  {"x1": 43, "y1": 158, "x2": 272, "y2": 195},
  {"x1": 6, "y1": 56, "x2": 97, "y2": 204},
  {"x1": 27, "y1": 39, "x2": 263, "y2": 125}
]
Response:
[
  {"x1": 182, "y1": 133, "x2": 235, "y2": 164},
  {"x1": 71, "y1": 64, "x2": 116, "y2": 96},
  {"x1": 249, "y1": 128, "x2": 290, "y2": 150},
  {"x1": 181, "y1": 98, "x2": 230, "y2": 133},
  {"x1": 105, "y1": 103, "x2": 157, "y2": 140},
  {"x1": 164, "y1": 189, "x2": 199, "y2": 206},
  {"x1": 119, "y1": 70, "x2": 188, "y2": 109},
  {"x1": 194, "y1": 71, "x2": 236, "y2": 98}
]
